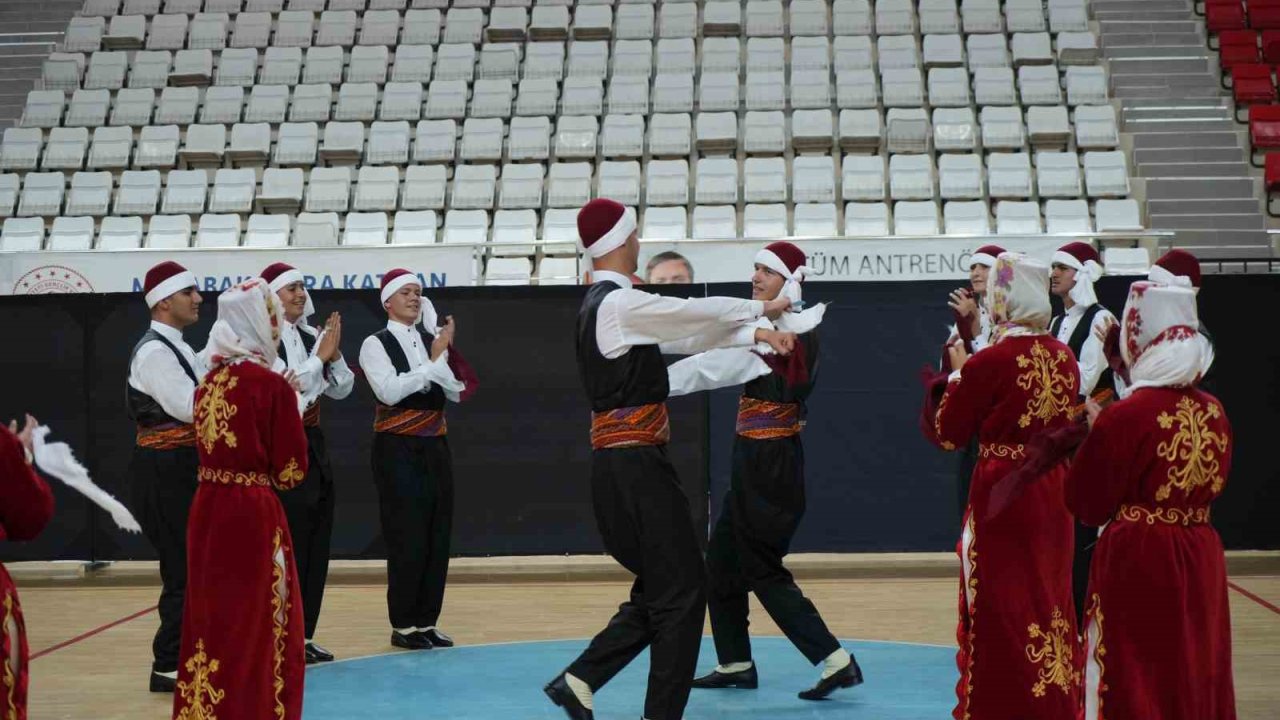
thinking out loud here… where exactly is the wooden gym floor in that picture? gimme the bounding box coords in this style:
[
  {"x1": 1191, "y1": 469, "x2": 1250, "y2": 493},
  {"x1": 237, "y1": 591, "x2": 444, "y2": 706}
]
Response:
[{"x1": 14, "y1": 559, "x2": 1280, "y2": 720}]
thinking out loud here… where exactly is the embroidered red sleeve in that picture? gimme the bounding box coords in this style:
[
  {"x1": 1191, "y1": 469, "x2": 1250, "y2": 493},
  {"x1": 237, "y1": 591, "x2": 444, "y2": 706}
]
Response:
[
  {"x1": 269, "y1": 376, "x2": 309, "y2": 491},
  {"x1": 0, "y1": 426, "x2": 54, "y2": 541},
  {"x1": 934, "y1": 354, "x2": 993, "y2": 451}
]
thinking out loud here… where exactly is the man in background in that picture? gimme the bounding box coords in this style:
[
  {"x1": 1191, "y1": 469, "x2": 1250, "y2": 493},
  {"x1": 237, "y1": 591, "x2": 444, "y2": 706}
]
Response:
[{"x1": 645, "y1": 252, "x2": 695, "y2": 285}]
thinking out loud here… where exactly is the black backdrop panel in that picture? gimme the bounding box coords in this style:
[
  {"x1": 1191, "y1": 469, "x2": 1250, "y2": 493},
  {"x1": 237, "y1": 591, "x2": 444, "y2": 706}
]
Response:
[{"x1": 1, "y1": 276, "x2": 1277, "y2": 562}]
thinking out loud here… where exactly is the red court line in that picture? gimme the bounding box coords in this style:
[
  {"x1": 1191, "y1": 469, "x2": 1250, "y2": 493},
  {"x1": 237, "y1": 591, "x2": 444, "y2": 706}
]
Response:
[
  {"x1": 1228, "y1": 581, "x2": 1280, "y2": 616},
  {"x1": 30, "y1": 605, "x2": 157, "y2": 661}
]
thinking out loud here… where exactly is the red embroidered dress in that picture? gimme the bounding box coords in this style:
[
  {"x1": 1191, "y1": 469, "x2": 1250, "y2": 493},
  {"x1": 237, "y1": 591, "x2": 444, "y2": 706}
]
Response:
[
  {"x1": 173, "y1": 359, "x2": 309, "y2": 720},
  {"x1": 1067, "y1": 282, "x2": 1235, "y2": 720},
  {"x1": 0, "y1": 427, "x2": 54, "y2": 720},
  {"x1": 935, "y1": 332, "x2": 1083, "y2": 720}
]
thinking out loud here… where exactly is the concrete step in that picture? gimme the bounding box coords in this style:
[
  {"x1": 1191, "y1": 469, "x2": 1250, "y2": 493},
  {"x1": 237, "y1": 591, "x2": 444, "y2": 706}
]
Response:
[
  {"x1": 1146, "y1": 177, "x2": 1258, "y2": 199},
  {"x1": 1123, "y1": 118, "x2": 1238, "y2": 132},
  {"x1": 1140, "y1": 162, "x2": 1257, "y2": 178},
  {"x1": 1119, "y1": 97, "x2": 1231, "y2": 109},
  {"x1": 1099, "y1": 20, "x2": 1203, "y2": 34},
  {"x1": 1109, "y1": 58, "x2": 1211, "y2": 74},
  {"x1": 1105, "y1": 45, "x2": 1213, "y2": 59},
  {"x1": 1150, "y1": 213, "x2": 1266, "y2": 230},
  {"x1": 1170, "y1": 231, "x2": 1274, "y2": 257},
  {"x1": 1148, "y1": 198, "x2": 1263, "y2": 214},
  {"x1": 1135, "y1": 147, "x2": 1248, "y2": 164},
  {"x1": 1132, "y1": 131, "x2": 1243, "y2": 149},
  {"x1": 1102, "y1": 33, "x2": 1205, "y2": 48},
  {"x1": 1095, "y1": 10, "x2": 1205, "y2": 21},
  {"x1": 1123, "y1": 106, "x2": 1232, "y2": 122},
  {"x1": 1112, "y1": 84, "x2": 1227, "y2": 99}
]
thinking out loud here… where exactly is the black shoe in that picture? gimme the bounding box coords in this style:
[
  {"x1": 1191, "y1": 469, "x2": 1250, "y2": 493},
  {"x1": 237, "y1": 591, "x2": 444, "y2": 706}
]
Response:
[
  {"x1": 149, "y1": 672, "x2": 176, "y2": 693},
  {"x1": 390, "y1": 630, "x2": 433, "y2": 650},
  {"x1": 305, "y1": 642, "x2": 335, "y2": 664},
  {"x1": 543, "y1": 674, "x2": 594, "y2": 720},
  {"x1": 421, "y1": 628, "x2": 454, "y2": 648},
  {"x1": 691, "y1": 665, "x2": 759, "y2": 690},
  {"x1": 798, "y1": 657, "x2": 864, "y2": 701}
]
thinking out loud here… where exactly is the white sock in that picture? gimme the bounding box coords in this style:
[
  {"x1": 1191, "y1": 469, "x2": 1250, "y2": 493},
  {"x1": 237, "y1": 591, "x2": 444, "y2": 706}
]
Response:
[
  {"x1": 393, "y1": 627, "x2": 417, "y2": 635},
  {"x1": 306, "y1": 637, "x2": 314, "y2": 644},
  {"x1": 715, "y1": 661, "x2": 754, "y2": 674},
  {"x1": 565, "y1": 673, "x2": 594, "y2": 710},
  {"x1": 821, "y1": 648, "x2": 851, "y2": 680},
  {"x1": 154, "y1": 670, "x2": 177, "y2": 679}
]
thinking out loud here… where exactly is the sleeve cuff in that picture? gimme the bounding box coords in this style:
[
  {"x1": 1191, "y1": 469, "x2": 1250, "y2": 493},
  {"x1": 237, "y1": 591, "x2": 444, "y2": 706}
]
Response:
[
  {"x1": 947, "y1": 369, "x2": 962, "y2": 383},
  {"x1": 730, "y1": 324, "x2": 759, "y2": 348}
]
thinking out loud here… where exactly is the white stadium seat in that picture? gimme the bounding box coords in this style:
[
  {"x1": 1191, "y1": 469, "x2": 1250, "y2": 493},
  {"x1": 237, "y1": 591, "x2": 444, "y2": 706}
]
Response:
[
  {"x1": 894, "y1": 200, "x2": 941, "y2": 235},
  {"x1": 995, "y1": 200, "x2": 1043, "y2": 233},
  {"x1": 743, "y1": 203, "x2": 787, "y2": 238},
  {"x1": 294, "y1": 212, "x2": 340, "y2": 248},
  {"x1": 354, "y1": 165, "x2": 401, "y2": 211},
  {"x1": 19, "y1": 172, "x2": 66, "y2": 217},
  {"x1": 146, "y1": 215, "x2": 193, "y2": 249},
  {"x1": 393, "y1": 210, "x2": 438, "y2": 244},
  {"x1": 196, "y1": 214, "x2": 242, "y2": 248},
  {"x1": 49, "y1": 216, "x2": 97, "y2": 250},
  {"x1": 944, "y1": 201, "x2": 991, "y2": 234},
  {"x1": 402, "y1": 165, "x2": 447, "y2": 209},
  {"x1": 344, "y1": 212, "x2": 390, "y2": 246},
  {"x1": 66, "y1": 172, "x2": 113, "y2": 216}
]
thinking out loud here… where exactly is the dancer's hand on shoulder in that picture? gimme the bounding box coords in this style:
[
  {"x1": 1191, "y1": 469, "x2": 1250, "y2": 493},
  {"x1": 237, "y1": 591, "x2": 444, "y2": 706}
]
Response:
[
  {"x1": 947, "y1": 341, "x2": 970, "y2": 372},
  {"x1": 759, "y1": 329, "x2": 797, "y2": 356},
  {"x1": 763, "y1": 297, "x2": 792, "y2": 320}
]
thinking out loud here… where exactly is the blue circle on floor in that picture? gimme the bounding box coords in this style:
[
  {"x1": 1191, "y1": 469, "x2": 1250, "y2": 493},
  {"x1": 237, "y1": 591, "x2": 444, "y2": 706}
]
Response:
[{"x1": 303, "y1": 637, "x2": 957, "y2": 719}]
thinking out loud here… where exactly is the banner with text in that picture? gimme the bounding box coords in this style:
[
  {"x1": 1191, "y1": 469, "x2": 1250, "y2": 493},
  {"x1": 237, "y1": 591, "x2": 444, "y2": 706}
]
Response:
[
  {"x1": 640, "y1": 237, "x2": 1066, "y2": 283},
  {"x1": 0, "y1": 244, "x2": 477, "y2": 296}
]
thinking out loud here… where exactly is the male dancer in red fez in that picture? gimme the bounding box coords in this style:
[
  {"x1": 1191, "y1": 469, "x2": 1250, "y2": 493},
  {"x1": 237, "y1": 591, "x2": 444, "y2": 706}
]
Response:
[
  {"x1": 545, "y1": 199, "x2": 795, "y2": 720},
  {"x1": 359, "y1": 269, "x2": 474, "y2": 651},
  {"x1": 674, "y1": 241, "x2": 863, "y2": 700},
  {"x1": 1068, "y1": 281, "x2": 1234, "y2": 720},
  {"x1": 940, "y1": 245, "x2": 1004, "y2": 517},
  {"x1": 1048, "y1": 240, "x2": 1117, "y2": 626},
  {"x1": 261, "y1": 262, "x2": 353, "y2": 663},
  {"x1": 174, "y1": 278, "x2": 309, "y2": 720},
  {"x1": 0, "y1": 414, "x2": 54, "y2": 720},
  {"x1": 128, "y1": 260, "x2": 207, "y2": 692}
]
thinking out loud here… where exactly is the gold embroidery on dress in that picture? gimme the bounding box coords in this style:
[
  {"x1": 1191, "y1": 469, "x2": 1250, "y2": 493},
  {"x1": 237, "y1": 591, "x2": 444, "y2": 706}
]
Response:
[
  {"x1": 175, "y1": 638, "x2": 225, "y2": 720},
  {"x1": 196, "y1": 367, "x2": 240, "y2": 454},
  {"x1": 1155, "y1": 397, "x2": 1228, "y2": 501},
  {"x1": 935, "y1": 383, "x2": 957, "y2": 451},
  {"x1": 1025, "y1": 607, "x2": 1080, "y2": 698},
  {"x1": 270, "y1": 528, "x2": 289, "y2": 720},
  {"x1": 3, "y1": 592, "x2": 17, "y2": 720},
  {"x1": 959, "y1": 514, "x2": 978, "y2": 720},
  {"x1": 979, "y1": 443, "x2": 1026, "y2": 460},
  {"x1": 1015, "y1": 342, "x2": 1076, "y2": 429},
  {"x1": 278, "y1": 458, "x2": 305, "y2": 489},
  {"x1": 1088, "y1": 594, "x2": 1108, "y2": 718},
  {"x1": 1117, "y1": 504, "x2": 1211, "y2": 526},
  {"x1": 197, "y1": 467, "x2": 270, "y2": 487}
]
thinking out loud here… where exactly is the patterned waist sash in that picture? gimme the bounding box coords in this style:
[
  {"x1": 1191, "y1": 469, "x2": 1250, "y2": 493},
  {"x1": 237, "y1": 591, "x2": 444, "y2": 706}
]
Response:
[
  {"x1": 590, "y1": 403, "x2": 671, "y2": 449},
  {"x1": 198, "y1": 466, "x2": 271, "y2": 487},
  {"x1": 1115, "y1": 504, "x2": 1211, "y2": 527},
  {"x1": 978, "y1": 443, "x2": 1026, "y2": 460},
  {"x1": 735, "y1": 397, "x2": 802, "y2": 440},
  {"x1": 302, "y1": 402, "x2": 321, "y2": 428},
  {"x1": 374, "y1": 404, "x2": 447, "y2": 437},
  {"x1": 136, "y1": 422, "x2": 196, "y2": 450}
]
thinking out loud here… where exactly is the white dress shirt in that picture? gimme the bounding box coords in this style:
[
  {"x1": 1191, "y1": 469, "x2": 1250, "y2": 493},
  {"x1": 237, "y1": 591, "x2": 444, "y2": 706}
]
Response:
[
  {"x1": 591, "y1": 270, "x2": 766, "y2": 359},
  {"x1": 128, "y1": 321, "x2": 208, "y2": 424},
  {"x1": 1054, "y1": 303, "x2": 1116, "y2": 396},
  {"x1": 359, "y1": 319, "x2": 465, "y2": 406},
  {"x1": 271, "y1": 320, "x2": 355, "y2": 408}
]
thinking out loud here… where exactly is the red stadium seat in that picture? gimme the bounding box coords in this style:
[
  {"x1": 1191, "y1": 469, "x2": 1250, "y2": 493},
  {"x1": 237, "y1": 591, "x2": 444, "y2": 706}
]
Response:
[
  {"x1": 1250, "y1": 0, "x2": 1280, "y2": 29},
  {"x1": 1265, "y1": 152, "x2": 1280, "y2": 215},
  {"x1": 1262, "y1": 29, "x2": 1280, "y2": 62},
  {"x1": 1249, "y1": 104, "x2": 1280, "y2": 164},
  {"x1": 1220, "y1": 30, "x2": 1262, "y2": 78},
  {"x1": 1232, "y1": 64, "x2": 1276, "y2": 119},
  {"x1": 1207, "y1": 1, "x2": 1246, "y2": 43}
]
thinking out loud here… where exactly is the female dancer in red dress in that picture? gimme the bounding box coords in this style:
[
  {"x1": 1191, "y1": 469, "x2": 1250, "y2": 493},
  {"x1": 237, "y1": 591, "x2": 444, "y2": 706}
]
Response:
[
  {"x1": 932, "y1": 252, "x2": 1082, "y2": 720},
  {"x1": 1069, "y1": 281, "x2": 1234, "y2": 720},
  {"x1": 173, "y1": 279, "x2": 309, "y2": 720},
  {"x1": 0, "y1": 415, "x2": 54, "y2": 720}
]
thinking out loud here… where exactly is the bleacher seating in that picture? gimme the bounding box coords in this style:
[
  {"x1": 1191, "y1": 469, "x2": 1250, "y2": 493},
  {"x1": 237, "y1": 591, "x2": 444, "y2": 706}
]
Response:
[{"x1": 0, "y1": 0, "x2": 1142, "y2": 271}]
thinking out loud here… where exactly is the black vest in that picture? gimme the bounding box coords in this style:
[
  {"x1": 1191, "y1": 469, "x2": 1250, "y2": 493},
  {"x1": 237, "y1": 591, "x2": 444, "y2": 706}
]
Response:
[
  {"x1": 576, "y1": 282, "x2": 670, "y2": 412},
  {"x1": 277, "y1": 324, "x2": 316, "y2": 369},
  {"x1": 1050, "y1": 304, "x2": 1116, "y2": 397},
  {"x1": 743, "y1": 330, "x2": 820, "y2": 407},
  {"x1": 373, "y1": 328, "x2": 445, "y2": 411},
  {"x1": 126, "y1": 329, "x2": 198, "y2": 428}
]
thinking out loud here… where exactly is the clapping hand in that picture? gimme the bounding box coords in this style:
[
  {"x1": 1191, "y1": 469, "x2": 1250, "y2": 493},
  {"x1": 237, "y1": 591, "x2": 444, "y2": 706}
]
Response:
[
  {"x1": 316, "y1": 312, "x2": 342, "y2": 363},
  {"x1": 430, "y1": 316, "x2": 456, "y2": 361},
  {"x1": 8, "y1": 414, "x2": 37, "y2": 463},
  {"x1": 947, "y1": 340, "x2": 970, "y2": 372}
]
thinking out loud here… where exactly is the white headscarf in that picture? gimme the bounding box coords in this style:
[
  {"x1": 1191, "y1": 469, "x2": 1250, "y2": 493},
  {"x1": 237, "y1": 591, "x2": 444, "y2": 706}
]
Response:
[
  {"x1": 1052, "y1": 247, "x2": 1103, "y2": 307},
  {"x1": 1120, "y1": 281, "x2": 1212, "y2": 392},
  {"x1": 986, "y1": 252, "x2": 1052, "y2": 344},
  {"x1": 206, "y1": 278, "x2": 284, "y2": 368}
]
